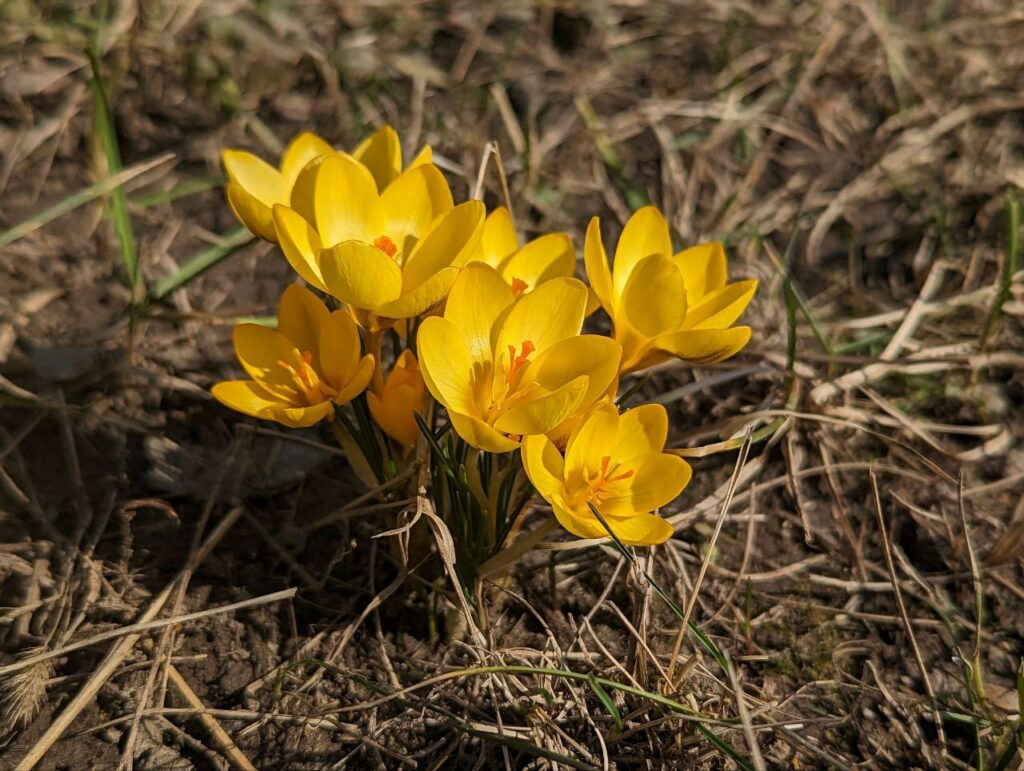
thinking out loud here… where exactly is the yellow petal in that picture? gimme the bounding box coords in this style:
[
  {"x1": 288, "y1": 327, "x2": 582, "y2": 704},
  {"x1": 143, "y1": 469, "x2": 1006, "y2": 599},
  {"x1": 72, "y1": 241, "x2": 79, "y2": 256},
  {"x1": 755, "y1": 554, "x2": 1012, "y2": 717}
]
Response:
[
  {"x1": 598, "y1": 512, "x2": 674, "y2": 546},
  {"x1": 449, "y1": 411, "x2": 521, "y2": 453},
  {"x1": 408, "y1": 144, "x2": 433, "y2": 169},
  {"x1": 500, "y1": 233, "x2": 576, "y2": 291},
  {"x1": 333, "y1": 354, "x2": 376, "y2": 405},
  {"x1": 653, "y1": 326, "x2": 752, "y2": 364},
  {"x1": 212, "y1": 380, "x2": 286, "y2": 419},
  {"x1": 312, "y1": 154, "x2": 384, "y2": 247},
  {"x1": 612, "y1": 206, "x2": 672, "y2": 301},
  {"x1": 320, "y1": 240, "x2": 403, "y2": 310},
  {"x1": 289, "y1": 154, "x2": 326, "y2": 224},
  {"x1": 674, "y1": 242, "x2": 727, "y2": 304},
  {"x1": 416, "y1": 317, "x2": 479, "y2": 417},
  {"x1": 481, "y1": 207, "x2": 519, "y2": 268},
  {"x1": 368, "y1": 366, "x2": 423, "y2": 448},
  {"x1": 564, "y1": 403, "x2": 619, "y2": 483},
  {"x1": 232, "y1": 324, "x2": 301, "y2": 397},
  {"x1": 375, "y1": 266, "x2": 460, "y2": 319},
  {"x1": 279, "y1": 131, "x2": 333, "y2": 185},
  {"x1": 222, "y1": 149, "x2": 288, "y2": 206},
  {"x1": 277, "y1": 284, "x2": 329, "y2": 357},
  {"x1": 353, "y1": 125, "x2": 401, "y2": 190},
  {"x1": 615, "y1": 403, "x2": 669, "y2": 460},
  {"x1": 522, "y1": 434, "x2": 566, "y2": 501},
  {"x1": 226, "y1": 183, "x2": 276, "y2": 242},
  {"x1": 318, "y1": 308, "x2": 362, "y2": 388},
  {"x1": 273, "y1": 206, "x2": 327, "y2": 291},
  {"x1": 521, "y1": 334, "x2": 621, "y2": 408},
  {"x1": 493, "y1": 375, "x2": 589, "y2": 436},
  {"x1": 381, "y1": 164, "x2": 454, "y2": 256},
  {"x1": 620, "y1": 253, "x2": 686, "y2": 338},
  {"x1": 272, "y1": 402, "x2": 335, "y2": 428},
  {"x1": 495, "y1": 277, "x2": 587, "y2": 363},
  {"x1": 443, "y1": 263, "x2": 514, "y2": 368},
  {"x1": 684, "y1": 279, "x2": 758, "y2": 330},
  {"x1": 402, "y1": 201, "x2": 485, "y2": 291},
  {"x1": 584, "y1": 217, "x2": 614, "y2": 314},
  {"x1": 602, "y1": 452, "x2": 691, "y2": 515}
]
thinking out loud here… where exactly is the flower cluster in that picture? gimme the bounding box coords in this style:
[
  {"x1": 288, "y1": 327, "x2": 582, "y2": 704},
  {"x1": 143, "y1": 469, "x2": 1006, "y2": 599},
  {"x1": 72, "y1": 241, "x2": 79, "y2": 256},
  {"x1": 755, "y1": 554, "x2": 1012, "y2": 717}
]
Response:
[{"x1": 213, "y1": 126, "x2": 756, "y2": 572}]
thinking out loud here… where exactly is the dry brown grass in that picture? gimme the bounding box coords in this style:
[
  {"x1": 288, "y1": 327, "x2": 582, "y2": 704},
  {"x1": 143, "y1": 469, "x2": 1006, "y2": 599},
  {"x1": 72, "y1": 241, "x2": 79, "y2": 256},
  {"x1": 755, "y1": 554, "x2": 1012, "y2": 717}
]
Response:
[{"x1": 1, "y1": 1, "x2": 1023, "y2": 768}]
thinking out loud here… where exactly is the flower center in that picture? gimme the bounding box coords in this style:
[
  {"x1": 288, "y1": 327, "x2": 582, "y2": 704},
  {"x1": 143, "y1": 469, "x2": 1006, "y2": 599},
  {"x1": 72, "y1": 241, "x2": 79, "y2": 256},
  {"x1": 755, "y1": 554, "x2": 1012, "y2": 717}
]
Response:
[
  {"x1": 374, "y1": 235, "x2": 397, "y2": 257},
  {"x1": 276, "y1": 349, "x2": 337, "y2": 405},
  {"x1": 505, "y1": 340, "x2": 535, "y2": 387},
  {"x1": 582, "y1": 455, "x2": 635, "y2": 503},
  {"x1": 510, "y1": 277, "x2": 528, "y2": 296}
]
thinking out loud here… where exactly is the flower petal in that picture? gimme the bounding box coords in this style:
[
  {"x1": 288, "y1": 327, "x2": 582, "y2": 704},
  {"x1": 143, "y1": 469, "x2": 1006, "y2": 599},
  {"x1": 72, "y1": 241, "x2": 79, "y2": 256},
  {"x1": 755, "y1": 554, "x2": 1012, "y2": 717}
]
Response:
[
  {"x1": 408, "y1": 144, "x2": 433, "y2": 169},
  {"x1": 619, "y1": 253, "x2": 686, "y2": 338},
  {"x1": 500, "y1": 233, "x2": 576, "y2": 292},
  {"x1": 318, "y1": 308, "x2": 362, "y2": 388},
  {"x1": 584, "y1": 217, "x2": 614, "y2": 314},
  {"x1": 612, "y1": 206, "x2": 672, "y2": 301},
  {"x1": 599, "y1": 512, "x2": 674, "y2": 546},
  {"x1": 402, "y1": 201, "x2": 485, "y2": 291},
  {"x1": 480, "y1": 207, "x2": 519, "y2": 268},
  {"x1": 521, "y1": 334, "x2": 621, "y2": 408},
  {"x1": 222, "y1": 150, "x2": 288, "y2": 207},
  {"x1": 333, "y1": 354, "x2": 375, "y2": 405},
  {"x1": 684, "y1": 280, "x2": 758, "y2": 330},
  {"x1": 226, "y1": 183, "x2": 276, "y2": 242},
  {"x1": 320, "y1": 240, "x2": 403, "y2": 310},
  {"x1": 273, "y1": 205, "x2": 326, "y2": 290},
  {"x1": 312, "y1": 154, "x2": 384, "y2": 247},
  {"x1": 232, "y1": 324, "x2": 301, "y2": 397},
  {"x1": 654, "y1": 326, "x2": 752, "y2": 364},
  {"x1": 674, "y1": 242, "x2": 727, "y2": 304},
  {"x1": 564, "y1": 402, "x2": 619, "y2": 484},
  {"x1": 353, "y1": 125, "x2": 402, "y2": 190},
  {"x1": 277, "y1": 284, "x2": 329, "y2": 357},
  {"x1": 279, "y1": 131, "x2": 333, "y2": 185},
  {"x1": 449, "y1": 411, "x2": 521, "y2": 453},
  {"x1": 495, "y1": 277, "x2": 587, "y2": 363},
  {"x1": 522, "y1": 434, "x2": 566, "y2": 501},
  {"x1": 212, "y1": 379, "x2": 286, "y2": 419},
  {"x1": 493, "y1": 375, "x2": 589, "y2": 436},
  {"x1": 614, "y1": 403, "x2": 669, "y2": 459},
  {"x1": 270, "y1": 402, "x2": 335, "y2": 428},
  {"x1": 602, "y1": 452, "x2": 691, "y2": 515},
  {"x1": 376, "y1": 266, "x2": 460, "y2": 320},
  {"x1": 443, "y1": 263, "x2": 514, "y2": 368},
  {"x1": 416, "y1": 317, "x2": 479, "y2": 417},
  {"x1": 381, "y1": 164, "x2": 454, "y2": 256}
]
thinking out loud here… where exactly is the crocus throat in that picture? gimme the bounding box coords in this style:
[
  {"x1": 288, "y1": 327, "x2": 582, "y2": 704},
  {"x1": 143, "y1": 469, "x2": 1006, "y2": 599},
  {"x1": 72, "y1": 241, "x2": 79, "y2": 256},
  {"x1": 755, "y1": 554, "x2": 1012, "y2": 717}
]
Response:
[
  {"x1": 276, "y1": 349, "x2": 337, "y2": 404},
  {"x1": 374, "y1": 235, "x2": 397, "y2": 257},
  {"x1": 584, "y1": 455, "x2": 635, "y2": 502}
]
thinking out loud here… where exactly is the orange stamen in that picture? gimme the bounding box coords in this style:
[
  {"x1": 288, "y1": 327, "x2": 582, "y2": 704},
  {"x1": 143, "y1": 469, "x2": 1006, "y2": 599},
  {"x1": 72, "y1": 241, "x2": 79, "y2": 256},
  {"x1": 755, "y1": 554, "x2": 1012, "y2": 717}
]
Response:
[
  {"x1": 510, "y1": 277, "x2": 528, "y2": 295},
  {"x1": 374, "y1": 235, "x2": 397, "y2": 257},
  {"x1": 505, "y1": 340, "x2": 536, "y2": 385}
]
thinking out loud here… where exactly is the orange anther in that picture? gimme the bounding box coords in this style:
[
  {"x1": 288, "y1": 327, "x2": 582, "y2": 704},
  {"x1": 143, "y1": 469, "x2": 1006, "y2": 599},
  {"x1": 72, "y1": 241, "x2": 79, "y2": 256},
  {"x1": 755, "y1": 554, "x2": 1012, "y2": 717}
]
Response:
[
  {"x1": 505, "y1": 340, "x2": 536, "y2": 385},
  {"x1": 511, "y1": 277, "x2": 528, "y2": 295},
  {"x1": 374, "y1": 235, "x2": 397, "y2": 257}
]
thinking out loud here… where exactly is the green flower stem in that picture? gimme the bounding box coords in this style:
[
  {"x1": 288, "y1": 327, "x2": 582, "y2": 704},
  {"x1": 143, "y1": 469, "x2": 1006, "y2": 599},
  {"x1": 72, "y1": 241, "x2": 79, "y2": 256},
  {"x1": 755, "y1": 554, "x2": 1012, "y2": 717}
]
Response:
[{"x1": 478, "y1": 517, "x2": 557, "y2": 579}]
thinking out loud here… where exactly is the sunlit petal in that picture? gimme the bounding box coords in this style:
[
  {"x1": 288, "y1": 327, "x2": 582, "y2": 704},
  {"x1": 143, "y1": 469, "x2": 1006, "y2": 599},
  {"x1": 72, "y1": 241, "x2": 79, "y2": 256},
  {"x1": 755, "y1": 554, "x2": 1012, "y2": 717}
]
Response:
[
  {"x1": 320, "y1": 240, "x2": 403, "y2": 310},
  {"x1": 619, "y1": 253, "x2": 686, "y2": 338},
  {"x1": 653, "y1": 326, "x2": 752, "y2": 364},
  {"x1": 612, "y1": 206, "x2": 672, "y2": 301}
]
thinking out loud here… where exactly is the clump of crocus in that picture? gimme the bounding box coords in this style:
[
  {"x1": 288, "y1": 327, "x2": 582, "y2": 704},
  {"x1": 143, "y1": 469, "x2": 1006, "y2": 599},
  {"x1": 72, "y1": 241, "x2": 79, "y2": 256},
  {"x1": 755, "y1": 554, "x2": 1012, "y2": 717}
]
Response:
[
  {"x1": 367, "y1": 350, "x2": 428, "y2": 450},
  {"x1": 417, "y1": 264, "x2": 621, "y2": 452},
  {"x1": 522, "y1": 403, "x2": 691, "y2": 545},
  {"x1": 211, "y1": 285, "x2": 374, "y2": 427},
  {"x1": 585, "y1": 205, "x2": 757, "y2": 373},
  {"x1": 472, "y1": 207, "x2": 576, "y2": 295}
]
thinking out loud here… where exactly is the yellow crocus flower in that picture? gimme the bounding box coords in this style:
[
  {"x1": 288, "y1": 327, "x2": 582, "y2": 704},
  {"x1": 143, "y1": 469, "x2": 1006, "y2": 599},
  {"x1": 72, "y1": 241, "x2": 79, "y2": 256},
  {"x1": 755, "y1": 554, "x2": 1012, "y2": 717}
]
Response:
[
  {"x1": 211, "y1": 284, "x2": 374, "y2": 428},
  {"x1": 417, "y1": 263, "x2": 621, "y2": 453},
  {"x1": 272, "y1": 153, "x2": 483, "y2": 329},
  {"x1": 367, "y1": 349, "x2": 427, "y2": 449},
  {"x1": 585, "y1": 205, "x2": 757, "y2": 373},
  {"x1": 522, "y1": 402, "x2": 691, "y2": 546},
  {"x1": 222, "y1": 126, "x2": 432, "y2": 243},
  {"x1": 472, "y1": 207, "x2": 576, "y2": 295}
]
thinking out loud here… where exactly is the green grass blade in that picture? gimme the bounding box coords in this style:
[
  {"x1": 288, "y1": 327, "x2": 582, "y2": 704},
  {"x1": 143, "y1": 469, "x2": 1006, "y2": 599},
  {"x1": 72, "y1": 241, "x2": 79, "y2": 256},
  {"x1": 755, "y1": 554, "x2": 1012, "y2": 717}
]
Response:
[
  {"x1": 150, "y1": 227, "x2": 253, "y2": 300},
  {"x1": 0, "y1": 155, "x2": 172, "y2": 252},
  {"x1": 586, "y1": 675, "x2": 623, "y2": 730},
  {"x1": 88, "y1": 47, "x2": 143, "y2": 303},
  {"x1": 980, "y1": 189, "x2": 1021, "y2": 349},
  {"x1": 129, "y1": 176, "x2": 222, "y2": 209}
]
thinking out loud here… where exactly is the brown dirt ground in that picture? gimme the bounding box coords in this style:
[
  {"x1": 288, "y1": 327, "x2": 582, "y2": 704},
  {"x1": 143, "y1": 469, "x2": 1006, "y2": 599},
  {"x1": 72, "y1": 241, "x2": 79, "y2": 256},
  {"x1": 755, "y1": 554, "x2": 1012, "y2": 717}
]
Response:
[{"x1": 1, "y1": 1, "x2": 1023, "y2": 769}]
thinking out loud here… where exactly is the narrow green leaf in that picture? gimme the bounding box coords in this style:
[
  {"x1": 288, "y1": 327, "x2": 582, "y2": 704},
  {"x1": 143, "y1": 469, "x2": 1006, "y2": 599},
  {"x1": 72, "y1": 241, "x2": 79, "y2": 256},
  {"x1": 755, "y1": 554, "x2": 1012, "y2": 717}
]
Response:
[
  {"x1": 151, "y1": 228, "x2": 253, "y2": 300},
  {"x1": 587, "y1": 675, "x2": 623, "y2": 730}
]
